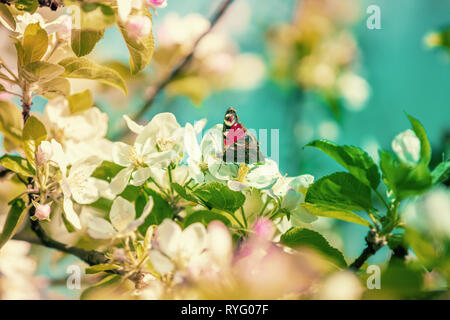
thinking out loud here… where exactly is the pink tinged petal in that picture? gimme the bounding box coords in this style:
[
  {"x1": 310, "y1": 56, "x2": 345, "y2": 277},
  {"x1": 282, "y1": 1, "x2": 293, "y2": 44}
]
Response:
[
  {"x1": 156, "y1": 219, "x2": 182, "y2": 258},
  {"x1": 126, "y1": 15, "x2": 152, "y2": 39},
  {"x1": 123, "y1": 115, "x2": 144, "y2": 134},
  {"x1": 253, "y1": 218, "x2": 275, "y2": 240},
  {"x1": 87, "y1": 217, "x2": 118, "y2": 239},
  {"x1": 112, "y1": 142, "x2": 133, "y2": 167},
  {"x1": 179, "y1": 222, "x2": 207, "y2": 260},
  {"x1": 110, "y1": 196, "x2": 135, "y2": 233},
  {"x1": 63, "y1": 197, "x2": 81, "y2": 230},
  {"x1": 148, "y1": 250, "x2": 175, "y2": 274},
  {"x1": 109, "y1": 167, "x2": 133, "y2": 195}
]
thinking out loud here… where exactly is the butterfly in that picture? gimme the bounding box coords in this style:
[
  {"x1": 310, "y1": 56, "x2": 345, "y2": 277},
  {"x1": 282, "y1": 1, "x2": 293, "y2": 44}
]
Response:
[{"x1": 220, "y1": 107, "x2": 265, "y2": 164}]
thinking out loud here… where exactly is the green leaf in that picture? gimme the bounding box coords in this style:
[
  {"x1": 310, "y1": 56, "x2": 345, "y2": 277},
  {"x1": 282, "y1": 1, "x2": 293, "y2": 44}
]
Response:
[
  {"x1": 281, "y1": 227, "x2": 347, "y2": 268},
  {"x1": 68, "y1": 89, "x2": 93, "y2": 114},
  {"x1": 117, "y1": 11, "x2": 154, "y2": 74},
  {"x1": 0, "y1": 198, "x2": 27, "y2": 250},
  {"x1": 22, "y1": 23, "x2": 48, "y2": 65},
  {"x1": 0, "y1": 100, "x2": 22, "y2": 152},
  {"x1": 0, "y1": 155, "x2": 34, "y2": 177},
  {"x1": 431, "y1": 161, "x2": 450, "y2": 185},
  {"x1": 184, "y1": 210, "x2": 232, "y2": 228},
  {"x1": 37, "y1": 77, "x2": 71, "y2": 99},
  {"x1": 0, "y1": 4, "x2": 16, "y2": 30},
  {"x1": 85, "y1": 264, "x2": 119, "y2": 274},
  {"x1": 407, "y1": 114, "x2": 431, "y2": 165},
  {"x1": 305, "y1": 172, "x2": 373, "y2": 212},
  {"x1": 379, "y1": 150, "x2": 432, "y2": 200},
  {"x1": 139, "y1": 188, "x2": 174, "y2": 234},
  {"x1": 22, "y1": 116, "x2": 47, "y2": 167},
  {"x1": 59, "y1": 57, "x2": 127, "y2": 95},
  {"x1": 79, "y1": 274, "x2": 121, "y2": 300},
  {"x1": 15, "y1": 0, "x2": 38, "y2": 13},
  {"x1": 23, "y1": 61, "x2": 65, "y2": 83},
  {"x1": 305, "y1": 140, "x2": 380, "y2": 189},
  {"x1": 302, "y1": 203, "x2": 371, "y2": 227},
  {"x1": 172, "y1": 183, "x2": 200, "y2": 203},
  {"x1": 71, "y1": 29, "x2": 104, "y2": 57},
  {"x1": 194, "y1": 182, "x2": 246, "y2": 214},
  {"x1": 80, "y1": 3, "x2": 116, "y2": 30},
  {"x1": 404, "y1": 227, "x2": 438, "y2": 269},
  {"x1": 91, "y1": 160, "x2": 125, "y2": 182}
]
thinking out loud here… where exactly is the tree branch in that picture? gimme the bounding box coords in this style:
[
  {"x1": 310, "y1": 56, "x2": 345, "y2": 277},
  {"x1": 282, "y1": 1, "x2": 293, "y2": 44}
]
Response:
[
  {"x1": 348, "y1": 229, "x2": 386, "y2": 271},
  {"x1": 115, "y1": 0, "x2": 235, "y2": 139},
  {"x1": 28, "y1": 207, "x2": 109, "y2": 265}
]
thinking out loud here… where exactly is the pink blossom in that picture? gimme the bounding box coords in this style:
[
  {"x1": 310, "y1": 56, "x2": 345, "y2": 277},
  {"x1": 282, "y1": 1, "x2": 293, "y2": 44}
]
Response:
[
  {"x1": 35, "y1": 204, "x2": 51, "y2": 221},
  {"x1": 147, "y1": 0, "x2": 167, "y2": 8},
  {"x1": 252, "y1": 218, "x2": 275, "y2": 240},
  {"x1": 126, "y1": 15, "x2": 152, "y2": 39}
]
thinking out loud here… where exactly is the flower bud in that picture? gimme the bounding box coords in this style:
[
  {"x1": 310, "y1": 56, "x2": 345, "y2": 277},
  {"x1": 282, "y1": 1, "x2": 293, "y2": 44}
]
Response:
[
  {"x1": 146, "y1": 0, "x2": 168, "y2": 8},
  {"x1": 392, "y1": 129, "x2": 420, "y2": 165},
  {"x1": 126, "y1": 15, "x2": 152, "y2": 39},
  {"x1": 35, "y1": 204, "x2": 51, "y2": 221}
]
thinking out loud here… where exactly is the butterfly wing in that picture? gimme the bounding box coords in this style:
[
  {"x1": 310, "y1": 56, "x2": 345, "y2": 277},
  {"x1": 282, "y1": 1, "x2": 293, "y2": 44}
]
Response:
[{"x1": 221, "y1": 107, "x2": 264, "y2": 164}]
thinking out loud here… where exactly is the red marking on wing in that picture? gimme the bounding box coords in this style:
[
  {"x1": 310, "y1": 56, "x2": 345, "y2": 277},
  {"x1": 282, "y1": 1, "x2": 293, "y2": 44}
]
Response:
[{"x1": 224, "y1": 122, "x2": 246, "y2": 147}]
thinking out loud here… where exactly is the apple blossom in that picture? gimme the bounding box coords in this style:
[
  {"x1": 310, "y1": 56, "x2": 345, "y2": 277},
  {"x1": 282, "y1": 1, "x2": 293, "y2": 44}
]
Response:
[
  {"x1": 392, "y1": 129, "x2": 421, "y2": 165},
  {"x1": 148, "y1": 219, "x2": 208, "y2": 275},
  {"x1": 87, "y1": 196, "x2": 154, "y2": 239},
  {"x1": 109, "y1": 113, "x2": 183, "y2": 195},
  {"x1": 39, "y1": 139, "x2": 102, "y2": 229}
]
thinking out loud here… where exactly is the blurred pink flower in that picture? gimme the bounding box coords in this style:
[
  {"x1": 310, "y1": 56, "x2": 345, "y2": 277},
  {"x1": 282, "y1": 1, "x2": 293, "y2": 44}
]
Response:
[
  {"x1": 252, "y1": 218, "x2": 275, "y2": 240},
  {"x1": 126, "y1": 15, "x2": 152, "y2": 39},
  {"x1": 147, "y1": 0, "x2": 167, "y2": 7}
]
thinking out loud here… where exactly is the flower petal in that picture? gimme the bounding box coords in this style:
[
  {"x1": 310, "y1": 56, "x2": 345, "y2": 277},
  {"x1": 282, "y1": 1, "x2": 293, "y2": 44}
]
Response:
[
  {"x1": 110, "y1": 196, "x2": 135, "y2": 232},
  {"x1": 63, "y1": 197, "x2": 81, "y2": 230},
  {"x1": 148, "y1": 250, "x2": 175, "y2": 274},
  {"x1": 130, "y1": 167, "x2": 151, "y2": 186},
  {"x1": 184, "y1": 123, "x2": 202, "y2": 162},
  {"x1": 109, "y1": 167, "x2": 133, "y2": 195},
  {"x1": 112, "y1": 142, "x2": 133, "y2": 167},
  {"x1": 71, "y1": 177, "x2": 100, "y2": 204},
  {"x1": 156, "y1": 219, "x2": 182, "y2": 258},
  {"x1": 87, "y1": 217, "x2": 118, "y2": 239},
  {"x1": 123, "y1": 115, "x2": 144, "y2": 134},
  {"x1": 178, "y1": 222, "x2": 207, "y2": 260}
]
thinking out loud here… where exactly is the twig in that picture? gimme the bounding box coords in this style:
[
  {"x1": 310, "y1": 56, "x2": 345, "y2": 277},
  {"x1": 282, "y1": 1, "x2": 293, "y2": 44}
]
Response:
[
  {"x1": 28, "y1": 206, "x2": 109, "y2": 265},
  {"x1": 115, "y1": 0, "x2": 235, "y2": 139},
  {"x1": 348, "y1": 229, "x2": 386, "y2": 271}
]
